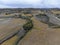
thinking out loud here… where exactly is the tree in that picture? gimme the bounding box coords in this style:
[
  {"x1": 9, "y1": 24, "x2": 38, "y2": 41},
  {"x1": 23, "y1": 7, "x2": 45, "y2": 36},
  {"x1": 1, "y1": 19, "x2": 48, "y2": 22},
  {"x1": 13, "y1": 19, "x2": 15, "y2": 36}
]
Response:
[{"x1": 23, "y1": 19, "x2": 33, "y2": 32}]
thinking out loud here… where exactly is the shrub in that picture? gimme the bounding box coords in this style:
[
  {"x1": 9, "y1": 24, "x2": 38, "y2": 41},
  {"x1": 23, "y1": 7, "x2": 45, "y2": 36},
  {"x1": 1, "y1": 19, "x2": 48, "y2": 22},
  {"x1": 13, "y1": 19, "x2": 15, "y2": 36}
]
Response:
[{"x1": 23, "y1": 19, "x2": 33, "y2": 32}]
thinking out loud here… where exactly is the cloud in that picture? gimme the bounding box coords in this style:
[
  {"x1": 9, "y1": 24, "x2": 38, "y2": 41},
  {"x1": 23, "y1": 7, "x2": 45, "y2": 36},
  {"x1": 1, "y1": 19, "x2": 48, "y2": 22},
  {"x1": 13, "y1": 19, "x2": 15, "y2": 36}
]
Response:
[
  {"x1": 0, "y1": 4, "x2": 15, "y2": 8},
  {"x1": 0, "y1": 0, "x2": 42, "y2": 8},
  {"x1": 0, "y1": 0, "x2": 41, "y2": 4},
  {"x1": 43, "y1": 0, "x2": 60, "y2": 8},
  {"x1": 0, "y1": 0, "x2": 60, "y2": 8}
]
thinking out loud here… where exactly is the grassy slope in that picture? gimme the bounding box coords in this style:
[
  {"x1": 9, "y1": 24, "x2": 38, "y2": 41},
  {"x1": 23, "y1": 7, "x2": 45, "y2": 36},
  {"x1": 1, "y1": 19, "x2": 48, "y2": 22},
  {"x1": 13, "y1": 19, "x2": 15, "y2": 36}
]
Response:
[
  {"x1": 18, "y1": 17, "x2": 48, "y2": 45},
  {"x1": 18, "y1": 17, "x2": 60, "y2": 45},
  {"x1": 1, "y1": 18, "x2": 26, "y2": 45}
]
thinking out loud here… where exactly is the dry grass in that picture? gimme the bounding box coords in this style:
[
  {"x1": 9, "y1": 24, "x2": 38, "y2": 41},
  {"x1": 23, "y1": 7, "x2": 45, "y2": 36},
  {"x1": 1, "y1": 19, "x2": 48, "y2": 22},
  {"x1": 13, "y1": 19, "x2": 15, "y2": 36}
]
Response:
[
  {"x1": 1, "y1": 36, "x2": 19, "y2": 45},
  {"x1": 51, "y1": 10, "x2": 60, "y2": 14},
  {"x1": 18, "y1": 17, "x2": 60, "y2": 45},
  {"x1": 0, "y1": 18, "x2": 26, "y2": 42},
  {"x1": 31, "y1": 17, "x2": 48, "y2": 30},
  {"x1": 1, "y1": 11, "x2": 60, "y2": 45},
  {"x1": 18, "y1": 17, "x2": 48, "y2": 45}
]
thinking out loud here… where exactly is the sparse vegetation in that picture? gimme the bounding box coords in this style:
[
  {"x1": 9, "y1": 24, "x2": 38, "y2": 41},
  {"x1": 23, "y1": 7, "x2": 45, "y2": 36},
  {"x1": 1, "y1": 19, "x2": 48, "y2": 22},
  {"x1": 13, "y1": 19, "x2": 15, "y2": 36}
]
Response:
[
  {"x1": 36, "y1": 14, "x2": 49, "y2": 23},
  {"x1": 18, "y1": 14, "x2": 33, "y2": 31},
  {"x1": 23, "y1": 18, "x2": 33, "y2": 32},
  {"x1": 5, "y1": 13, "x2": 8, "y2": 15},
  {"x1": 24, "y1": 11, "x2": 31, "y2": 14}
]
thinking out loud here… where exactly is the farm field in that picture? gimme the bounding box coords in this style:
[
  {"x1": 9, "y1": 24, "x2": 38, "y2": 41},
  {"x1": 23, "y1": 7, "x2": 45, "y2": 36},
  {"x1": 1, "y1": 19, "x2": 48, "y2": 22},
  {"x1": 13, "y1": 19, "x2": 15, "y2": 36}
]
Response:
[
  {"x1": 0, "y1": 18, "x2": 26, "y2": 45},
  {"x1": 18, "y1": 17, "x2": 60, "y2": 45},
  {"x1": 0, "y1": 8, "x2": 60, "y2": 45},
  {"x1": 1, "y1": 16, "x2": 60, "y2": 45}
]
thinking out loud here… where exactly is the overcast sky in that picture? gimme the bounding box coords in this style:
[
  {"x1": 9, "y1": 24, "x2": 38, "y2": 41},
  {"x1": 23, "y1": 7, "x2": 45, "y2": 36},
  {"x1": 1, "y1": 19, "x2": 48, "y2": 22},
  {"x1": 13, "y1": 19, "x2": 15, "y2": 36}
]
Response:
[{"x1": 0, "y1": 0, "x2": 60, "y2": 8}]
